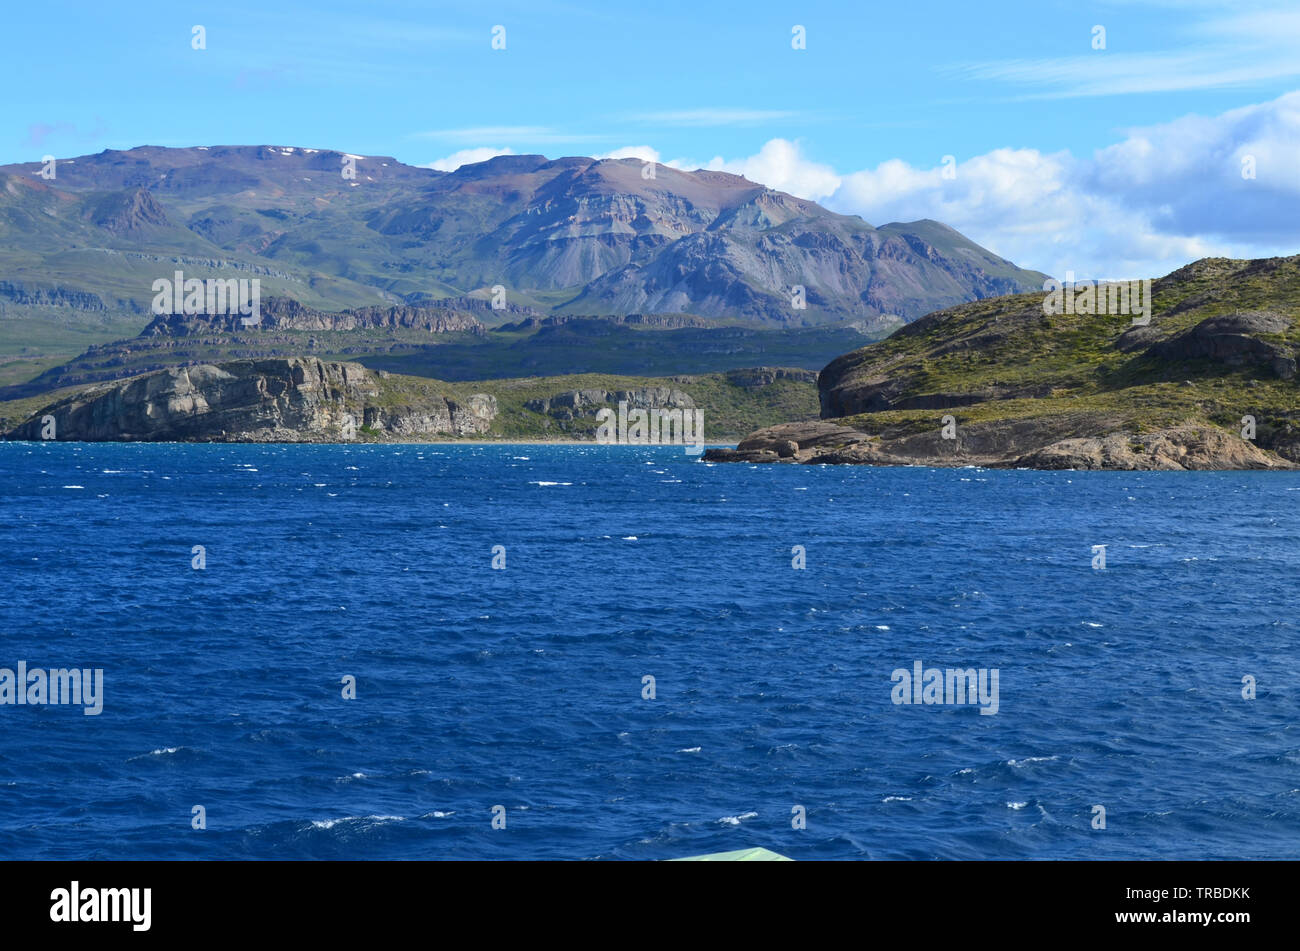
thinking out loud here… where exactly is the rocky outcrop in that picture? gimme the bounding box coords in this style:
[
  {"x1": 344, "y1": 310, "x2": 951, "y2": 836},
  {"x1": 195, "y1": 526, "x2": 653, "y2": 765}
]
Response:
[
  {"x1": 1143, "y1": 312, "x2": 1296, "y2": 379},
  {"x1": 84, "y1": 187, "x2": 170, "y2": 235},
  {"x1": 704, "y1": 421, "x2": 865, "y2": 462},
  {"x1": 142, "y1": 297, "x2": 486, "y2": 336},
  {"x1": 1013, "y1": 426, "x2": 1288, "y2": 470},
  {"x1": 362, "y1": 394, "x2": 497, "y2": 437},
  {"x1": 704, "y1": 418, "x2": 1294, "y2": 470},
  {"x1": 496, "y1": 312, "x2": 716, "y2": 332},
  {"x1": 0, "y1": 281, "x2": 108, "y2": 311},
  {"x1": 724, "y1": 367, "x2": 818, "y2": 387},
  {"x1": 4, "y1": 358, "x2": 497, "y2": 442},
  {"x1": 730, "y1": 267, "x2": 1300, "y2": 472},
  {"x1": 401, "y1": 294, "x2": 542, "y2": 320},
  {"x1": 0, "y1": 300, "x2": 485, "y2": 401},
  {"x1": 525, "y1": 386, "x2": 695, "y2": 421}
]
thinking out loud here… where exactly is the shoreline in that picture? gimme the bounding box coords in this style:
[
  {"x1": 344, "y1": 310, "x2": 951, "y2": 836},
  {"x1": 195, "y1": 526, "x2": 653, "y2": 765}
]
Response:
[
  {"x1": 6, "y1": 437, "x2": 1300, "y2": 471},
  {"x1": 704, "y1": 419, "x2": 1298, "y2": 472},
  {"x1": 0, "y1": 437, "x2": 741, "y2": 448}
]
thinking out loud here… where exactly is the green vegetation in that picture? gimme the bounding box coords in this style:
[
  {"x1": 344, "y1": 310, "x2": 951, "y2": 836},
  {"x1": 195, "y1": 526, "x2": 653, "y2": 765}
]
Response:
[
  {"x1": 358, "y1": 322, "x2": 871, "y2": 382},
  {"x1": 0, "y1": 385, "x2": 86, "y2": 433},
  {"x1": 0, "y1": 311, "x2": 146, "y2": 387},
  {"x1": 0, "y1": 366, "x2": 821, "y2": 442},
  {"x1": 1, "y1": 317, "x2": 876, "y2": 400},
  {"x1": 819, "y1": 256, "x2": 1300, "y2": 460},
  {"x1": 370, "y1": 369, "x2": 820, "y2": 441}
]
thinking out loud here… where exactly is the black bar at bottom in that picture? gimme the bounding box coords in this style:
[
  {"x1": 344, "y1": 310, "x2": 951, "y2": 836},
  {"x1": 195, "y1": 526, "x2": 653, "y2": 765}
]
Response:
[{"x1": 0, "y1": 859, "x2": 1274, "y2": 938}]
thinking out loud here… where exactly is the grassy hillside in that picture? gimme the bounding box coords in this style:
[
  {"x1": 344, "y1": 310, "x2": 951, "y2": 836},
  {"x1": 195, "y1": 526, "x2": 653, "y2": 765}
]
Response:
[
  {"x1": 819, "y1": 257, "x2": 1300, "y2": 453},
  {"x1": 694, "y1": 256, "x2": 1300, "y2": 468},
  {"x1": 0, "y1": 316, "x2": 878, "y2": 400}
]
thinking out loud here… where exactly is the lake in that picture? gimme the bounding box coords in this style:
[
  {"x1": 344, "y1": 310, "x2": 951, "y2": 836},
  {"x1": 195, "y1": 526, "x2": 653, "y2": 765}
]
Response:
[{"x1": 1, "y1": 442, "x2": 1297, "y2": 859}]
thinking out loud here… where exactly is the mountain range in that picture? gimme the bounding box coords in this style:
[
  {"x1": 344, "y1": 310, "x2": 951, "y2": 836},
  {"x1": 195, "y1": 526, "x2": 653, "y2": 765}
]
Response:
[
  {"x1": 0, "y1": 144, "x2": 1046, "y2": 333},
  {"x1": 8, "y1": 243, "x2": 1298, "y2": 469}
]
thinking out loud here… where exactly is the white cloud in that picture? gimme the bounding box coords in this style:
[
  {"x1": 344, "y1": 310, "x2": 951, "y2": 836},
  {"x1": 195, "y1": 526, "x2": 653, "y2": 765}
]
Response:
[
  {"x1": 418, "y1": 90, "x2": 1300, "y2": 280},
  {"x1": 434, "y1": 145, "x2": 687, "y2": 171},
  {"x1": 678, "y1": 92, "x2": 1300, "y2": 280},
  {"x1": 422, "y1": 147, "x2": 515, "y2": 171},
  {"x1": 592, "y1": 146, "x2": 662, "y2": 162},
  {"x1": 703, "y1": 139, "x2": 841, "y2": 203}
]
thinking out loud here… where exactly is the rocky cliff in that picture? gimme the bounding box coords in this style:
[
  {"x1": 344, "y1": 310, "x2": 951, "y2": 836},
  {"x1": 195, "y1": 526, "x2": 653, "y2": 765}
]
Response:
[
  {"x1": 1, "y1": 360, "x2": 824, "y2": 443},
  {"x1": 4, "y1": 358, "x2": 497, "y2": 442},
  {"x1": 524, "y1": 386, "x2": 695, "y2": 422},
  {"x1": 142, "y1": 297, "x2": 486, "y2": 335}
]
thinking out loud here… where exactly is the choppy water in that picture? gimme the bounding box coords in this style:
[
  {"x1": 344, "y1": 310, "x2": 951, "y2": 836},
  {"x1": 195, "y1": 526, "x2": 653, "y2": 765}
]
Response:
[{"x1": 1, "y1": 442, "x2": 1298, "y2": 859}]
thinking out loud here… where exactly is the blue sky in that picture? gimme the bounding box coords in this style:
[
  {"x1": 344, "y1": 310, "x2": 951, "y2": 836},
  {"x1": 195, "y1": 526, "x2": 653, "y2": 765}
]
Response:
[{"x1": 7, "y1": 0, "x2": 1300, "y2": 278}]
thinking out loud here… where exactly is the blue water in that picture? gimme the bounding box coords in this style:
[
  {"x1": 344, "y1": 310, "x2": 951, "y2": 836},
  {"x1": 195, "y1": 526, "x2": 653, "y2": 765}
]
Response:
[{"x1": 1, "y1": 442, "x2": 1298, "y2": 859}]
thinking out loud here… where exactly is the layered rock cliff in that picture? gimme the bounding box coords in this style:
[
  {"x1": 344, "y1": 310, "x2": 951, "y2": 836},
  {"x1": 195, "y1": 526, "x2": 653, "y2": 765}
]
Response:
[
  {"x1": 4, "y1": 358, "x2": 497, "y2": 442},
  {"x1": 524, "y1": 386, "x2": 694, "y2": 422},
  {"x1": 1, "y1": 360, "x2": 825, "y2": 443},
  {"x1": 141, "y1": 297, "x2": 486, "y2": 336}
]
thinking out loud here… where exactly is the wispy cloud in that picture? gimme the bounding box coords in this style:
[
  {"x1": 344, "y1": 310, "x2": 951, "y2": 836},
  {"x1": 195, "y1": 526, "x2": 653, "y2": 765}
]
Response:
[
  {"x1": 25, "y1": 118, "x2": 109, "y2": 149},
  {"x1": 410, "y1": 126, "x2": 607, "y2": 144},
  {"x1": 951, "y1": 51, "x2": 1300, "y2": 99},
  {"x1": 625, "y1": 90, "x2": 1300, "y2": 279},
  {"x1": 421, "y1": 147, "x2": 515, "y2": 171},
  {"x1": 951, "y1": 1, "x2": 1300, "y2": 99},
  {"x1": 26, "y1": 122, "x2": 75, "y2": 148},
  {"x1": 630, "y1": 109, "x2": 797, "y2": 126}
]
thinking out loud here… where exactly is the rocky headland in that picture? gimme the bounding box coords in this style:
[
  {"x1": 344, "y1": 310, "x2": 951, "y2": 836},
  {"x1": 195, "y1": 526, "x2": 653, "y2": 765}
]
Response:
[
  {"x1": 4, "y1": 358, "x2": 497, "y2": 442},
  {"x1": 706, "y1": 256, "x2": 1300, "y2": 470}
]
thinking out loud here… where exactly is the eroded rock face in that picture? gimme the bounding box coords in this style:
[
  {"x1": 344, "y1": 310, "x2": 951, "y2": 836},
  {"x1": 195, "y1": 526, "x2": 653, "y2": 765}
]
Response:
[
  {"x1": 1012, "y1": 427, "x2": 1289, "y2": 470},
  {"x1": 361, "y1": 394, "x2": 496, "y2": 437},
  {"x1": 525, "y1": 386, "x2": 695, "y2": 421},
  {"x1": 85, "y1": 187, "x2": 170, "y2": 236},
  {"x1": 724, "y1": 367, "x2": 818, "y2": 388},
  {"x1": 142, "y1": 298, "x2": 486, "y2": 336},
  {"x1": 1144, "y1": 312, "x2": 1296, "y2": 379},
  {"x1": 5, "y1": 358, "x2": 497, "y2": 442}
]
